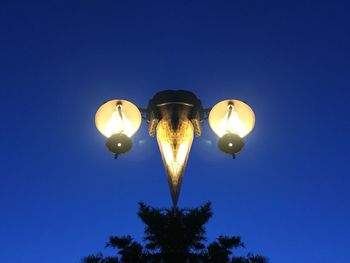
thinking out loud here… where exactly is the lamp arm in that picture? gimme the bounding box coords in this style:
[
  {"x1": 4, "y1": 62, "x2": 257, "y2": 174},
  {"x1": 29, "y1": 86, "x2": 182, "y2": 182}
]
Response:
[
  {"x1": 138, "y1": 108, "x2": 149, "y2": 121},
  {"x1": 201, "y1": 108, "x2": 212, "y2": 120}
]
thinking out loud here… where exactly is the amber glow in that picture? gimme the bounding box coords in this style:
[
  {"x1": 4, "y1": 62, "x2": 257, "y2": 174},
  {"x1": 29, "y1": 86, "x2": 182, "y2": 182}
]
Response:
[
  {"x1": 156, "y1": 117, "x2": 194, "y2": 203},
  {"x1": 216, "y1": 105, "x2": 245, "y2": 137},
  {"x1": 95, "y1": 99, "x2": 142, "y2": 138},
  {"x1": 209, "y1": 99, "x2": 255, "y2": 138},
  {"x1": 103, "y1": 105, "x2": 132, "y2": 137}
]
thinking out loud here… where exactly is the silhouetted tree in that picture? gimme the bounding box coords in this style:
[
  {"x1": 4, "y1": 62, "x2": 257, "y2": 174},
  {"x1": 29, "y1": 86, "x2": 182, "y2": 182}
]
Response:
[{"x1": 82, "y1": 202, "x2": 268, "y2": 263}]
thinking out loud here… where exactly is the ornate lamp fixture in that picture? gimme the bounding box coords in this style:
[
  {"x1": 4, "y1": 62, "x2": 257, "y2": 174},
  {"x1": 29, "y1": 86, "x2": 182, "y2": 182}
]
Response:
[{"x1": 95, "y1": 90, "x2": 255, "y2": 206}]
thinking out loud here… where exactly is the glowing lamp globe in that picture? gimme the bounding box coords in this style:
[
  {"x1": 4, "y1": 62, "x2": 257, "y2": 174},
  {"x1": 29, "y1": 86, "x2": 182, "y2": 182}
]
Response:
[
  {"x1": 208, "y1": 99, "x2": 255, "y2": 156},
  {"x1": 95, "y1": 99, "x2": 142, "y2": 156}
]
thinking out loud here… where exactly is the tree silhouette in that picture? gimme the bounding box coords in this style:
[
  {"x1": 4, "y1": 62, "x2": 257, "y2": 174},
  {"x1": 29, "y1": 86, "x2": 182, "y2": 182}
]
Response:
[{"x1": 82, "y1": 202, "x2": 268, "y2": 263}]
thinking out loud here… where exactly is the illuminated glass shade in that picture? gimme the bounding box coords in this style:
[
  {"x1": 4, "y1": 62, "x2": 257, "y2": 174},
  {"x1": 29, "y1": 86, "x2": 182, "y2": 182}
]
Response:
[
  {"x1": 156, "y1": 117, "x2": 194, "y2": 206},
  {"x1": 95, "y1": 99, "x2": 142, "y2": 138},
  {"x1": 209, "y1": 99, "x2": 255, "y2": 138}
]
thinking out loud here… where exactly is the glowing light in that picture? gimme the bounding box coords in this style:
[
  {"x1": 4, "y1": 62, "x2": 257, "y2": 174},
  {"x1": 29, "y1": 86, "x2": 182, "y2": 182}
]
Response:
[
  {"x1": 95, "y1": 99, "x2": 141, "y2": 138},
  {"x1": 209, "y1": 100, "x2": 255, "y2": 138},
  {"x1": 216, "y1": 105, "x2": 245, "y2": 137},
  {"x1": 103, "y1": 105, "x2": 133, "y2": 137},
  {"x1": 156, "y1": 117, "x2": 194, "y2": 205}
]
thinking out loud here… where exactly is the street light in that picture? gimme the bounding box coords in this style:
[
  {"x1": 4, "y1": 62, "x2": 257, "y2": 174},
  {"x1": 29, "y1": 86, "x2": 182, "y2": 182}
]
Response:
[
  {"x1": 208, "y1": 99, "x2": 255, "y2": 158},
  {"x1": 95, "y1": 90, "x2": 255, "y2": 206},
  {"x1": 95, "y1": 99, "x2": 142, "y2": 156}
]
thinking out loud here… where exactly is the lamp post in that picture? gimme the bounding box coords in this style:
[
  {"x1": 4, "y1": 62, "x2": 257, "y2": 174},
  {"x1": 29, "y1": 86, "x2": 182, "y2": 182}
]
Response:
[{"x1": 95, "y1": 90, "x2": 255, "y2": 206}]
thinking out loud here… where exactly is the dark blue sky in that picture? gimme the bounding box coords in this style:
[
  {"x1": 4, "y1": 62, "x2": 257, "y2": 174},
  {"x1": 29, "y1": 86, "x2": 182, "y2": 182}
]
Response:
[{"x1": 1, "y1": 1, "x2": 349, "y2": 262}]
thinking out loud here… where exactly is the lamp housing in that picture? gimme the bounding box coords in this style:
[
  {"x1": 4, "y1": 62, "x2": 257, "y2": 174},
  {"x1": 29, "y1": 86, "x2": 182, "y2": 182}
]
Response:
[
  {"x1": 209, "y1": 99, "x2": 255, "y2": 156},
  {"x1": 95, "y1": 99, "x2": 141, "y2": 156},
  {"x1": 147, "y1": 90, "x2": 203, "y2": 206}
]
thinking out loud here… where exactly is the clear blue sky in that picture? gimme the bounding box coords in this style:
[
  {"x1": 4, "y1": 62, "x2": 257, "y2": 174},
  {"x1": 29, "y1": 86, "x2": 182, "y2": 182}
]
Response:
[{"x1": 1, "y1": 1, "x2": 349, "y2": 262}]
